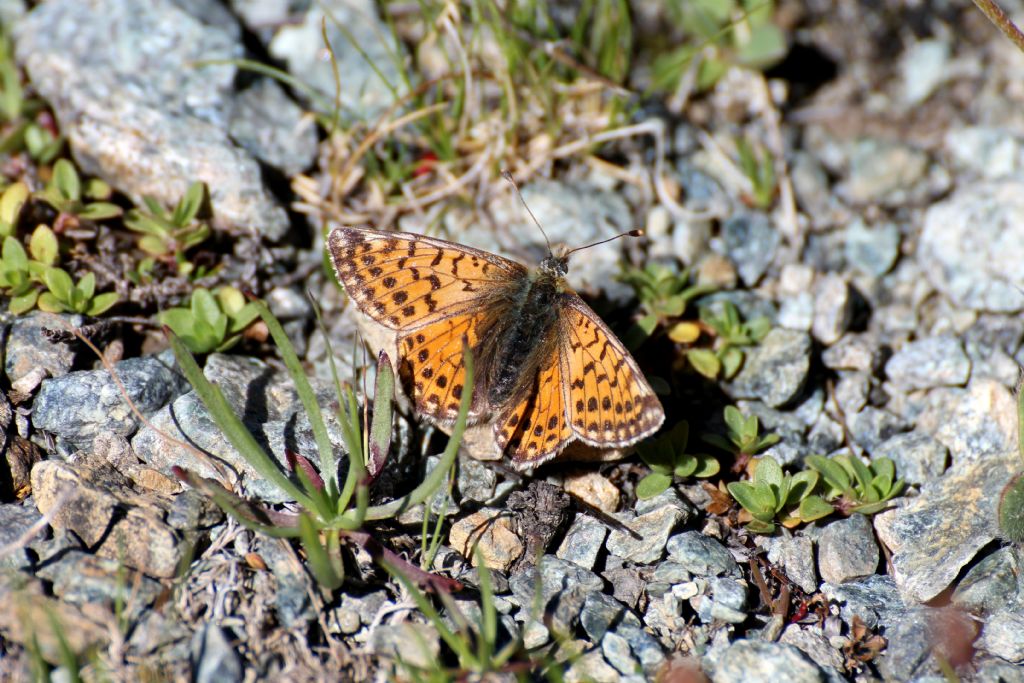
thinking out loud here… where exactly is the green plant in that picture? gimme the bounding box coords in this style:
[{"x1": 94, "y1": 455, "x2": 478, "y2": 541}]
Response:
[
  {"x1": 704, "y1": 405, "x2": 780, "y2": 458},
  {"x1": 998, "y1": 372, "x2": 1024, "y2": 543},
  {"x1": 735, "y1": 136, "x2": 776, "y2": 209},
  {"x1": 158, "y1": 287, "x2": 259, "y2": 354},
  {"x1": 0, "y1": 181, "x2": 29, "y2": 238},
  {"x1": 650, "y1": 0, "x2": 788, "y2": 93},
  {"x1": 125, "y1": 181, "x2": 212, "y2": 277},
  {"x1": 35, "y1": 159, "x2": 121, "y2": 224},
  {"x1": 635, "y1": 421, "x2": 720, "y2": 499},
  {"x1": 805, "y1": 454, "x2": 905, "y2": 515},
  {"x1": 170, "y1": 298, "x2": 475, "y2": 592},
  {"x1": 37, "y1": 267, "x2": 119, "y2": 316},
  {"x1": 686, "y1": 301, "x2": 771, "y2": 379},
  {"x1": 726, "y1": 456, "x2": 833, "y2": 533},
  {"x1": 620, "y1": 262, "x2": 715, "y2": 346},
  {"x1": 0, "y1": 32, "x2": 62, "y2": 163},
  {"x1": 0, "y1": 225, "x2": 59, "y2": 314}
]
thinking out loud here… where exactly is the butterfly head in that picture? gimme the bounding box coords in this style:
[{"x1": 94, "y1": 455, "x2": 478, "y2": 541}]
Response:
[{"x1": 540, "y1": 247, "x2": 570, "y2": 278}]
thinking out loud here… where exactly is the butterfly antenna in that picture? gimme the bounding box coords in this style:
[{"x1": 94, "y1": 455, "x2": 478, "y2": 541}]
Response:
[
  {"x1": 564, "y1": 229, "x2": 645, "y2": 257},
  {"x1": 502, "y1": 170, "x2": 553, "y2": 255}
]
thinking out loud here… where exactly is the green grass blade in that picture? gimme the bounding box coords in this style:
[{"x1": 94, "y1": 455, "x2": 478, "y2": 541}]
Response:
[
  {"x1": 359, "y1": 344, "x2": 474, "y2": 522},
  {"x1": 252, "y1": 297, "x2": 339, "y2": 500},
  {"x1": 299, "y1": 513, "x2": 343, "y2": 590},
  {"x1": 167, "y1": 331, "x2": 319, "y2": 512}
]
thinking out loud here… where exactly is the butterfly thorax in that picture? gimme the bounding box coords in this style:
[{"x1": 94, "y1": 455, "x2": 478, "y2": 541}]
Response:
[{"x1": 483, "y1": 262, "x2": 569, "y2": 408}]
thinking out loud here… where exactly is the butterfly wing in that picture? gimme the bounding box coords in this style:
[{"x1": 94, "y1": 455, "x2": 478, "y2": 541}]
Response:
[
  {"x1": 327, "y1": 227, "x2": 527, "y2": 425},
  {"x1": 494, "y1": 350, "x2": 573, "y2": 464},
  {"x1": 327, "y1": 227, "x2": 527, "y2": 330},
  {"x1": 560, "y1": 296, "x2": 665, "y2": 447}
]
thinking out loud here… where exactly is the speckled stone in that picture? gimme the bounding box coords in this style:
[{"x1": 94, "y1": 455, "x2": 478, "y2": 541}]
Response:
[
  {"x1": 723, "y1": 328, "x2": 811, "y2": 408},
  {"x1": 705, "y1": 639, "x2": 826, "y2": 683},
  {"x1": 817, "y1": 514, "x2": 879, "y2": 585},
  {"x1": 885, "y1": 336, "x2": 971, "y2": 391}
]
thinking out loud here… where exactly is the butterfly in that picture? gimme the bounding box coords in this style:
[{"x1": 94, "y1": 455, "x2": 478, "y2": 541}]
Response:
[{"x1": 327, "y1": 226, "x2": 665, "y2": 468}]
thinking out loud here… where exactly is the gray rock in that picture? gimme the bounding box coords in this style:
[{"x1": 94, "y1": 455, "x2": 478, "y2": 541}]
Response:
[
  {"x1": 899, "y1": 38, "x2": 951, "y2": 106},
  {"x1": 606, "y1": 504, "x2": 686, "y2": 565},
  {"x1": 0, "y1": 503, "x2": 42, "y2": 571},
  {"x1": 821, "y1": 574, "x2": 905, "y2": 630},
  {"x1": 581, "y1": 592, "x2": 631, "y2": 641},
  {"x1": 877, "y1": 608, "x2": 973, "y2": 681},
  {"x1": 919, "y1": 177, "x2": 1024, "y2": 312},
  {"x1": 456, "y1": 458, "x2": 497, "y2": 503},
  {"x1": 812, "y1": 274, "x2": 853, "y2": 345},
  {"x1": 953, "y1": 547, "x2": 1024, "y2": 615},
  {"x1": 978, "y1": 611, "x2": 1024, "y2": 661},
  {"x1": 721, "y1": 212, "x2": 779, "y2": 286},
  {"x1": 556, "y1": 515, "x2": 608, "y2": 571},
  {"x1": 191, "y1": 625, "x2": 242, "y2": 683},
  {"x1": 370, "y1": 623, "x2": 439, "y2": 671},
  {"x1": 601, "y1": 631, "x2": 638, "y2": 676},
  {"x1": 695, "y1": 576, "x2": 747, "y2": 624},
  {"x1": 875, "y1": 453, "x2": 1016, "y2": 603},
  {"x1": 945, "y1": 126, "x2": 1024, "y2": 180},
  {"x1": 614, "y1": 622, "x2": 666, "y2": 677},
  {"x1": 266, "y1": 0, "x2": 406, "y2": 120},
  {"x1": 844, "y1": 219, "x2": 900, "y2": 277},
  {"x1": 885, "y1": 336, "x2": 970, "y2": 391},
  {"x1": 14, "y1": 0, "x2": 289, "y2": 239},
  {"x1": 974, "y1": 658, "x2": 1024, "y2": 683},
  {"x1": 705, "y1": 639, "x2": 825, "y2": 683},
  {"x1": 4, "y1": 312, "x2": 80, "y2": 389},
  {"x1": 821, "y1": 333, "x2": 881, "y2": 373},
  {"x1": 666, "y1": 531, "x2": 739, "y2": 578},
  {"x1": 508, "y1": 556, "x2": 603, "y2": 612},
  {"x1": 922, "y1": 380, "x2": 1017, "y2": 463},
  {"x1": 774, "y1": 535, "x2": 817, "y2": 594},
  {"x1": 847, "y1": 406, "x2": 908, "y2": 451},
  {"x1": 833, "y1": 372, "x2": 869, "y2": 416},
  {"x1": 132, "y1": 355, "x2": 351, "y2": 503},
  {"x1": 33, "y1": 351, "x2": 189, "y2": 451},
  {"x1": 840, "y1": 138, "x2": 930, "y2": 206},
  {"x1": 35, "y1": 551, "x2": 162, "y2": 621},
  {"x1": 779, "y1": 625, "x2": 845, "y2": 673},
  {"x1": 256, "y1": 536, "x2": 313, "y2": 628},
  {"x1": 486, "y1": 179, "x2": 635, "y2": 303},
  {"x1": 227, "y1": 78, "x2": 317, "y2": 175},
  {"x1": 777, "y1": 292, "x2": 814, "y2": 332},
  {"x1": 724, "y1": 329, "x2": 811, "y2": 408},
  {"x1": 817, "y1": 514, "x2": 879, "y2": 585},
  {"x1": 872, "y1": 432, "x2": 948, "y2": 487}
]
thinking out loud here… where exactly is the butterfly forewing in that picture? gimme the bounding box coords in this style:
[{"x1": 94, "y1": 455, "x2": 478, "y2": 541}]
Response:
[
  {"x1": 328, "y1": 227, "x2": 526, "y2": 331},
  {"x1": 560, "y1": 298, "x2": 665, "y2": 447},
  {"x1": 398, "y1": 311, "x2": 489, "y2": 423}
]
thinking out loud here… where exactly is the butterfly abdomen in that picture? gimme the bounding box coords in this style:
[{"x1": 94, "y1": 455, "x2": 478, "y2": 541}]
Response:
[{"x1": 486, "y1": 275, "x2": 563, "y2": 407}]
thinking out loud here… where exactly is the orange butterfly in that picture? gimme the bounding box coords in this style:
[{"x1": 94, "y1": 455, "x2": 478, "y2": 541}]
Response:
[{"x1": 327, "y1": 226, "x2": 665, "y2": 468}]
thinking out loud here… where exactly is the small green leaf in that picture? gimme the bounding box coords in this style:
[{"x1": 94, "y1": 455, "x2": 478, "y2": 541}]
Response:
[
  {"x1": 87, "y1": 291, "x2": 119, "y2": 316},
  {"x1": 28, "y1": 224, "x2": 58, "y2": 265},
  {"x1": 52, "y1": 159, "x2": 80, "y2": 201},
  {"x1": 727, "y1": 481, "x2": 776, "y2": 522},
  {"x1": 43, "y1": 267, "x2": 73, "y2": 303},
  {"x1": 173, "y1": 181, "x2": 206, "y2": 225},
  {"x1": 3, "y1": 236, "x2": 28, "y2": 270},
  {"x1": 720, "y1": 346, "x2": 745, "y2": 378},
  {"x1": 138, "y1": 234, "x2": 169, "y2": 256},
  {"x1": 752, "y1": 456, "x2": 783, "y2": 489},
  {"x1": 797, "y1": 495, "x2": 834, "y2": 522},
  {"x1": 692, "y1": 454, "x2": 720, "y2": 478},
  {"x1": 687, "y1": 348, "x2": 720, "y2": 378},
  {"x1": 36, "y1": 291, "x2": 63, "y2": 313},
  {"x1": 76, "y1": 272, "x2": 95, "y2": 301},
  {"x1": 674, "y1": 454, "x2": 699, "y2": 478},
  {"x1": 787, "y1": 470, "x2": 819, "y2": 505},
  {"x1": 806, "y1": 455, "x2": 851, "y2": 493},
  {"x1": 637, "y1": 472, "x2": 673, "y2": 500},
  {"x1": 78, "y1": 202, "x2": 123, "y2": 220},
  {"x1": 8, "y1": 289, "x2": 37, "y2": 314},
  {"x1": 191, "y1": 288, "x2": 223, "y2": 327}
]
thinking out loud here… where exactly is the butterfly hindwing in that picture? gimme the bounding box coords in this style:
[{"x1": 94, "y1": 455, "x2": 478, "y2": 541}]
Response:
[
  {"x1": 560, "y1": 297, "x2": 665, "y2": 447},
  {"x1": 327, "y1": 227, "x2": 526, "y2": 331},
  {"x1": 494, "y1": 349, "x2": 573, "y2": 464}
]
